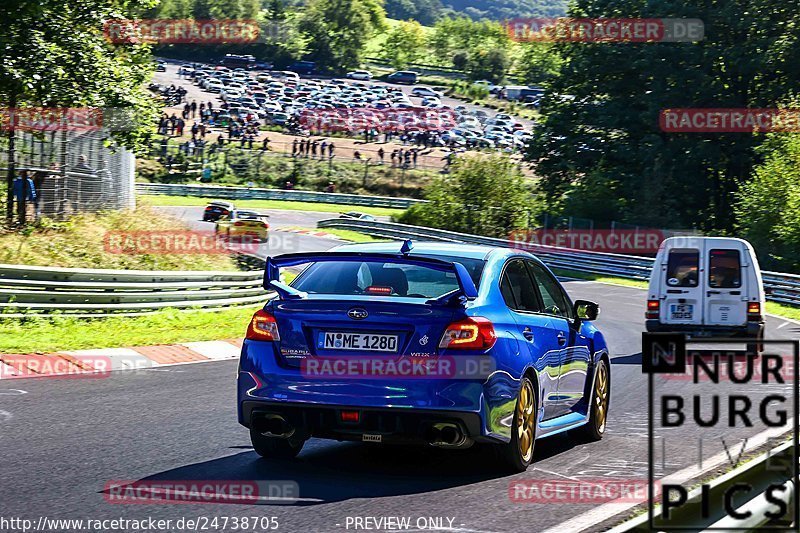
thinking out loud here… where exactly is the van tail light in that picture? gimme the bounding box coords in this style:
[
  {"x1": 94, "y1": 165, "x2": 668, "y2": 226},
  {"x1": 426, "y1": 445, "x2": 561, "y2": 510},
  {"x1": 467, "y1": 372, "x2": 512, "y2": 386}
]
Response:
[
  {"x1": 439, "y1": 317, "x2": 496, "y2": 350},
  {"x1": 646, "y1": 300, "x2": 660, "y2": 319},
  {"x1": 747, "y1": 302, "x2": 763, "y2": 321},
  {"x1": 246, "y1": 309, "x2": 281, "y2": 341}
]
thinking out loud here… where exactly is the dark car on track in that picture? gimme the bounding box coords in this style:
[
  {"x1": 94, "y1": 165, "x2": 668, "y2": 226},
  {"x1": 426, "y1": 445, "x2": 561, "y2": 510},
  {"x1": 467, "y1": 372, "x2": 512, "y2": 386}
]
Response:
[{"x1": 203, "y1": 200, "x2": 235, "y2": 222}]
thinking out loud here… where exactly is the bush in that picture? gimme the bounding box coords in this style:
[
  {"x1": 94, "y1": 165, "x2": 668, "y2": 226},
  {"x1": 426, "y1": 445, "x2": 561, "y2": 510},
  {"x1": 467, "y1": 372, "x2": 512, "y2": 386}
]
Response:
[
  {"x1": 398, "y1": 154, "x2": 536, "y2": 238},
  {"x1": 735, "y1": 134, "x2": 800, "y2": 272}
]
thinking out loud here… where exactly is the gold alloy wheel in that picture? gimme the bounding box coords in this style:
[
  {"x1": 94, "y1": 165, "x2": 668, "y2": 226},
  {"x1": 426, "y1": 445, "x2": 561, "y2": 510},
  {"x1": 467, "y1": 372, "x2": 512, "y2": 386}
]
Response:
[
  {"x1": 516, "y1": 379, "x2": 536, "y2": 462},
  {"x1": 594, "y1": 362, "x2": 609, "y2": 434}
]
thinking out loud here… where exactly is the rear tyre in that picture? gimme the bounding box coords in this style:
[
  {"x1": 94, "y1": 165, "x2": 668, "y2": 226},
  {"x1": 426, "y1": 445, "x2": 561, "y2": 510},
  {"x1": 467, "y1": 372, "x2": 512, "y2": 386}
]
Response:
[
  {"x1": 746, "y1": 330, "x2": 765, "y2": 355},
  {"x1": 575, "y1": 359, "x2": 610, "y2": 442},
  {"x1": 495, "y1": 376, "x2": 537, "y2": 472},
  {"x1": 250, "y1": 429, "x2": 305, "y2": 459}
]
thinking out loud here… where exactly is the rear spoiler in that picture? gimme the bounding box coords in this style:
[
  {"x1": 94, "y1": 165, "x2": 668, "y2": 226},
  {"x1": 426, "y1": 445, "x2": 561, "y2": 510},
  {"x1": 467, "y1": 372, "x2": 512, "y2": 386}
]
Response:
[{"x1": 264, "y1": 252, "x2": 479, "y2": 303}]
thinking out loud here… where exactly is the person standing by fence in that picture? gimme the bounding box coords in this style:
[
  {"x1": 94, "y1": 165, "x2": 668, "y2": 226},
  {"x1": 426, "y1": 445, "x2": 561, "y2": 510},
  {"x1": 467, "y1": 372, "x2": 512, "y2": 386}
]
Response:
[{"x1": 12, "y1": 170, "x2": 36, "y2": 225}]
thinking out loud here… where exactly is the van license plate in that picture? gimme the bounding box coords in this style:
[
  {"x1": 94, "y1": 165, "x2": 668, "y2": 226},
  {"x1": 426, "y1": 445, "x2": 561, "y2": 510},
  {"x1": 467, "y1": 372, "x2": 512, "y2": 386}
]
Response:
[{"x1": 670, "y1": 304, "x2": 694, "y2": 320}]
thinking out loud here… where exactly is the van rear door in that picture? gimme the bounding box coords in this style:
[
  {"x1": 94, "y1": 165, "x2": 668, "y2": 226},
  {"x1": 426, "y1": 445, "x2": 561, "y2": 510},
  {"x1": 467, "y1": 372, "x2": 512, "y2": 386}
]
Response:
[
  {"x1": 661, "y1": 247, "x2": 704, "y2": 327},
  {"x1": 702, "y1": 245, "x2": 748, "y2": 327}
]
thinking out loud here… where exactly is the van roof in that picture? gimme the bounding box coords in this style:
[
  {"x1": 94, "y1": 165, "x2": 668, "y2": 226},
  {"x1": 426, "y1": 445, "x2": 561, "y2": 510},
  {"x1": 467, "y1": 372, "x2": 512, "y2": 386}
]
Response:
[{"x1": 659, "y1": 236, "x2": 756, "y2": 252}]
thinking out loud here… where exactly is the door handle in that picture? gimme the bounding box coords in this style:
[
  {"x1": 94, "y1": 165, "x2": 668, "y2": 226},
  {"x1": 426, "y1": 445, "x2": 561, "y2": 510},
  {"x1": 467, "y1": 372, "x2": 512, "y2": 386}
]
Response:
[
  {"x1": 557, "y1": 332, "x2": 567, "y2": 346},
  {"x1": 707, "y1": 290, "x2": 721, "y2": 296},
  {"x1": 522, "y1": 327, "x2": 535, "y2": 342}
]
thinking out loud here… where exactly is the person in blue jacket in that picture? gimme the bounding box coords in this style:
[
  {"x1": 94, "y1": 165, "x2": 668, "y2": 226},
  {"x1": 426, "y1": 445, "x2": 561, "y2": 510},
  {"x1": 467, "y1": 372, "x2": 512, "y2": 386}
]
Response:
[{"x1": 12, "y1": 170, "x2": 36, "y2": 224}]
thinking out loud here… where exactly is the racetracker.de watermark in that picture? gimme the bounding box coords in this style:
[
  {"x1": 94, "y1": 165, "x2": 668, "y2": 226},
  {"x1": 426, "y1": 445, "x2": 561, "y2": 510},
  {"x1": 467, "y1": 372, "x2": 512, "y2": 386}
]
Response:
[
  {"x1": 104, "y1": 19, "x2": 261, "y2": 44},
  {"x1": 660, "y1": 108, "x2": 800, "y2": 132},
  {"x1": 509, "y1": 229, "x2": 666, "y2": 254},
  {"x1": 104, "y1": 480, "x2": 299, "y2": 504},
  {"x1": 509, "y1": 478, "x2": 660, "y2": 503},
  {"x1": 0, "y1": 108, "x2": 103, "y2": 132},
  {"x1": 506, "y1": 18, "x2": 704, "y2": 42},
  {"x1": 301, "y1": 356, "x2": 495, "y2": 380},
  {"x1": 103, "y1": 231, "x2": 261, "y2": 255},
  {"x1": 298, "y1": 107, "x2": 458, "y2": 133},
  {"x1": 0, "y1": 355, "x2": 114, "y2": 380}
]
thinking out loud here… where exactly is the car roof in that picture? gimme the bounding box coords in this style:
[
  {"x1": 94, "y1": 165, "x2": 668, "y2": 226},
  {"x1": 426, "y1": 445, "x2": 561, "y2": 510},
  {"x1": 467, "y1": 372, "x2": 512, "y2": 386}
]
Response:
[{"x1": 331, "y1": 241, "x2": 511, "y2": 261}]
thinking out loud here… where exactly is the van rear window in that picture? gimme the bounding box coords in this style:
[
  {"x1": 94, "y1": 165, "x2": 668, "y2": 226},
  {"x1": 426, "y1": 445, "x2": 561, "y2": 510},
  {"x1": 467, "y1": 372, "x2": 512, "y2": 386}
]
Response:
[
  {"x1": 666, "y1": 250, "x2": 699, "y2": 287},
  {"x1": 708, "y1": 249, "x2": 742, "y2": 288}
]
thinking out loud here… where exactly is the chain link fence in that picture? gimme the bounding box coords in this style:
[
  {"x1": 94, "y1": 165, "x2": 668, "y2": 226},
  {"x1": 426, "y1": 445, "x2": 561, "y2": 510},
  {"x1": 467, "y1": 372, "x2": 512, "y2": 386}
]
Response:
[{"x1": 1, "y1": 128, "x2": 135, "y2": 223}]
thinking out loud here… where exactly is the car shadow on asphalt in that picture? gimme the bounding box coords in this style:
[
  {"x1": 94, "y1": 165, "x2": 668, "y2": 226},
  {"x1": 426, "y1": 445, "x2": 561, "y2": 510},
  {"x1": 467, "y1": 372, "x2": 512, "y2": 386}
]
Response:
[
  {"x1": 610, "y1": 352, "x2": 642, "y2": 365},
  {"x1": 106, "y1": 437, "x2": 584, "y2": 506}
]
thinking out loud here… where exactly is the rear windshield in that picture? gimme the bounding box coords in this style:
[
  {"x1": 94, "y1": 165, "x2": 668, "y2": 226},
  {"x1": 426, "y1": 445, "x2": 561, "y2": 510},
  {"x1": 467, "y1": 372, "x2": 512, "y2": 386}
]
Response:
[
  {"x1": 291, "y1": 256, "x2": 485, "y2": 298},
  {"x1": 708, "y1": 249, "x2": 742, "y2": 288},
  {"x1": 666, "y1": 250, "x2": 699, "y2": 287}
]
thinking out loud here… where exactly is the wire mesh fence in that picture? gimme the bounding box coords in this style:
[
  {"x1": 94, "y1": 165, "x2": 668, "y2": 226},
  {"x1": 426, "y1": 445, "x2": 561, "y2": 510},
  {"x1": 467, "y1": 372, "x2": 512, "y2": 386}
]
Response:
[{"x1": 0, "y1": 128, "x2": 135, "y2": 224}]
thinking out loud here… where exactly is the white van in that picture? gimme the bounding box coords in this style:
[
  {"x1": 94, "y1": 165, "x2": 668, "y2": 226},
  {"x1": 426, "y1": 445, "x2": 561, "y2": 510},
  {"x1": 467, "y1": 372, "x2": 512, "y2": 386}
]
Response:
[{"x1": 645, "y1": 237, "x2": 765, "y2": 341}]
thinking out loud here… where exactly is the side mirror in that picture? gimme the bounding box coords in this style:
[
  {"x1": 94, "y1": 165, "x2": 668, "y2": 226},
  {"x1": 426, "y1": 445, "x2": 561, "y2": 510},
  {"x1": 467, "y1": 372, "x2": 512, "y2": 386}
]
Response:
[{"x1": 574, "y1": 300, "x2": 599, "y2": 321}]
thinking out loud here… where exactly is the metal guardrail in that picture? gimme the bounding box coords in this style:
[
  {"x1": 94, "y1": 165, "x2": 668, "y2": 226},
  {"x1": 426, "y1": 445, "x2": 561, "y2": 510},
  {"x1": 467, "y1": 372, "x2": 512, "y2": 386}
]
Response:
[
  {"x1": 0, "y1": 264, "x2": 271, "y2": 317},
  {"x1": 135, "y1": 182, "x2": 425, "y2": 209},
  {"x1": 317, "y1": 218, "x2": 800, "y2": 308},
  {"x1": 608, "y1": 442, "x2": 796, "y2": 531}
]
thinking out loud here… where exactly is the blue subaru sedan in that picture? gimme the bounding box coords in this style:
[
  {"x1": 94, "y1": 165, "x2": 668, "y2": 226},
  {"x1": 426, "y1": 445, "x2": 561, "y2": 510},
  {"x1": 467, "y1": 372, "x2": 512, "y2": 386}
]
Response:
[{"x1": 238, "y1": 241, "x2": 610, "y2": 471}]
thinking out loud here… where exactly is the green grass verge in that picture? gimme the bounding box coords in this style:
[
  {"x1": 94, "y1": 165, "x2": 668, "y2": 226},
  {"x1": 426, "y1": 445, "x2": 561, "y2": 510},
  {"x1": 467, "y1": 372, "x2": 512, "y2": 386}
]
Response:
[
  {"x1": 0, "y1": 207, "x2": 239, "y2": 270},
  {"x1": 766, "y1": 302, "x2": 800, "y2": 321},
  {"x1": 305, "y1": 228, "x2": 386, "y2": 242},
  {"x1": 139, "y1": 194, "x2": 406, "y2": 218},
  {"x1": 553, "y1": 268, "x2": 649, "y2": 289},
  {"x1": 0, "y1": 306, "x2": 259, "y2": 353}
]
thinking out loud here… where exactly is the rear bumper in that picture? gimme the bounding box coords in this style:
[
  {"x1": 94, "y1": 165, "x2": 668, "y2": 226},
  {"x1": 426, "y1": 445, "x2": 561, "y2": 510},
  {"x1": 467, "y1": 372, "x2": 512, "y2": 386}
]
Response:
[
  {"x1": 241, "y1": 401, "x2": 485, "y2": 446},
  {"x1": 645, "y1": 320, "x2": 764, "y2": 338},
  {"x1": 237, "y1": 340, "x2": 521, "y2": 444}
]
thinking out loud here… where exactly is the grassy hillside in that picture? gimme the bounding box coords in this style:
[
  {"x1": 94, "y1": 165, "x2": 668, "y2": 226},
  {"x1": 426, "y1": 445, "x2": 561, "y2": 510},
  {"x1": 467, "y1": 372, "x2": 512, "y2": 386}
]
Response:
[{"x1": 0, "y1": 207, "x2": 240, "y2": 271}]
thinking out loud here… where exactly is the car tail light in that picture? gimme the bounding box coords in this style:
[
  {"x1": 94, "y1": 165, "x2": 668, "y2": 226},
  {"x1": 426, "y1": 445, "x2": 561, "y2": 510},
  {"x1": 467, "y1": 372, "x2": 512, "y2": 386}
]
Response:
[
  {"x1": 366, "y1": 286, "x2": 392, "y2": 295},
  {"x1": 246, "y1": 309, "x2": 280, "y2": 341},
  {"x1": 646, "y1": 300, "x2": 660, "y2": 319},
  {"x1": 439, "y1": 317, "x2": 496, "y2": 350},
  {"x1": 747, "y1": 302, "x2": 762, "y2": 321},
  {"x1": 340, "y1": 410, "x2": 360, "y2": 423}
]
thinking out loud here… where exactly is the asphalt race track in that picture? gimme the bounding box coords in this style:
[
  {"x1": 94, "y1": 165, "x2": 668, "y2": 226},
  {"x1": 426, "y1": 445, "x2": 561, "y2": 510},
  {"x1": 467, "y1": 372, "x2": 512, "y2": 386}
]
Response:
[{"x1": 2, "y1": 215, "x2": 798, "y2": 532}]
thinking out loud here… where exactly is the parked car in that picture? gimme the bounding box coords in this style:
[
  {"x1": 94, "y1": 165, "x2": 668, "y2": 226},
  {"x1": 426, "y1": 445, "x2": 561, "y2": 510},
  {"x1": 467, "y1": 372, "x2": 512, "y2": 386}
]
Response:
[
  {"x1": 238, "y1": 241, "x2": 610, "y2": 472},
  {"x1": 203, "y1": 200, "x2": 235, "y2": 222},
  {"x1": 386, "y1": 71, "x2": 418, "y2": 85},
  {"x1": 411, "y1": 86, "x2": 443, "y2": 99},
  {"x1": 338, "y1": 211, "x2": 376, "y2": 221},
  {"x1": 346, "y1": 70, "x2": 373, "y2": 81},
  {"x1": 289, "y1": 61, "x2": 316, "y2": 75},
  {"x1": 645, "y1": 236, "x2": 765, "y2": 351}
]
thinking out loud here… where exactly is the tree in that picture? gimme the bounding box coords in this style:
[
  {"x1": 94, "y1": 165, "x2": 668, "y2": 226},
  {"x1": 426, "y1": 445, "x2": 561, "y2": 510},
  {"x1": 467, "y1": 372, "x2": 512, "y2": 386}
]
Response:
[
  {"x1": 0, "y1": 0, "x2": 159, "y2": 225},
  {"x1": 735, "y1": 134, "x2": 800, "y2": 271},
  {"x1": 398, "y1": 155, "x2": 534, "y2": 237},
  {"x1": 428, "y1": 16, "x2": 510, "y2": 68},
  {"x1": 518, "y1": 42, "x2": 562, "y2": 85},
  {"x1": 267, "y1": 0, "x2": 287, "y2": 20},
  {"x1": 382, "y1": 20, "x2": 427, "y2": 69},
  {"x1": 298, "y1": 0, "x2": 387, "y2": 73},
  {"x1": 385, "y1": 0, "x2": 442, "y2": 26},
  {"x1": 465, "y1": 47, "x2": 509, "y2": 83},
  {"x1": 526, "y1": 0, "x2": 800, "y2": 232}
]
